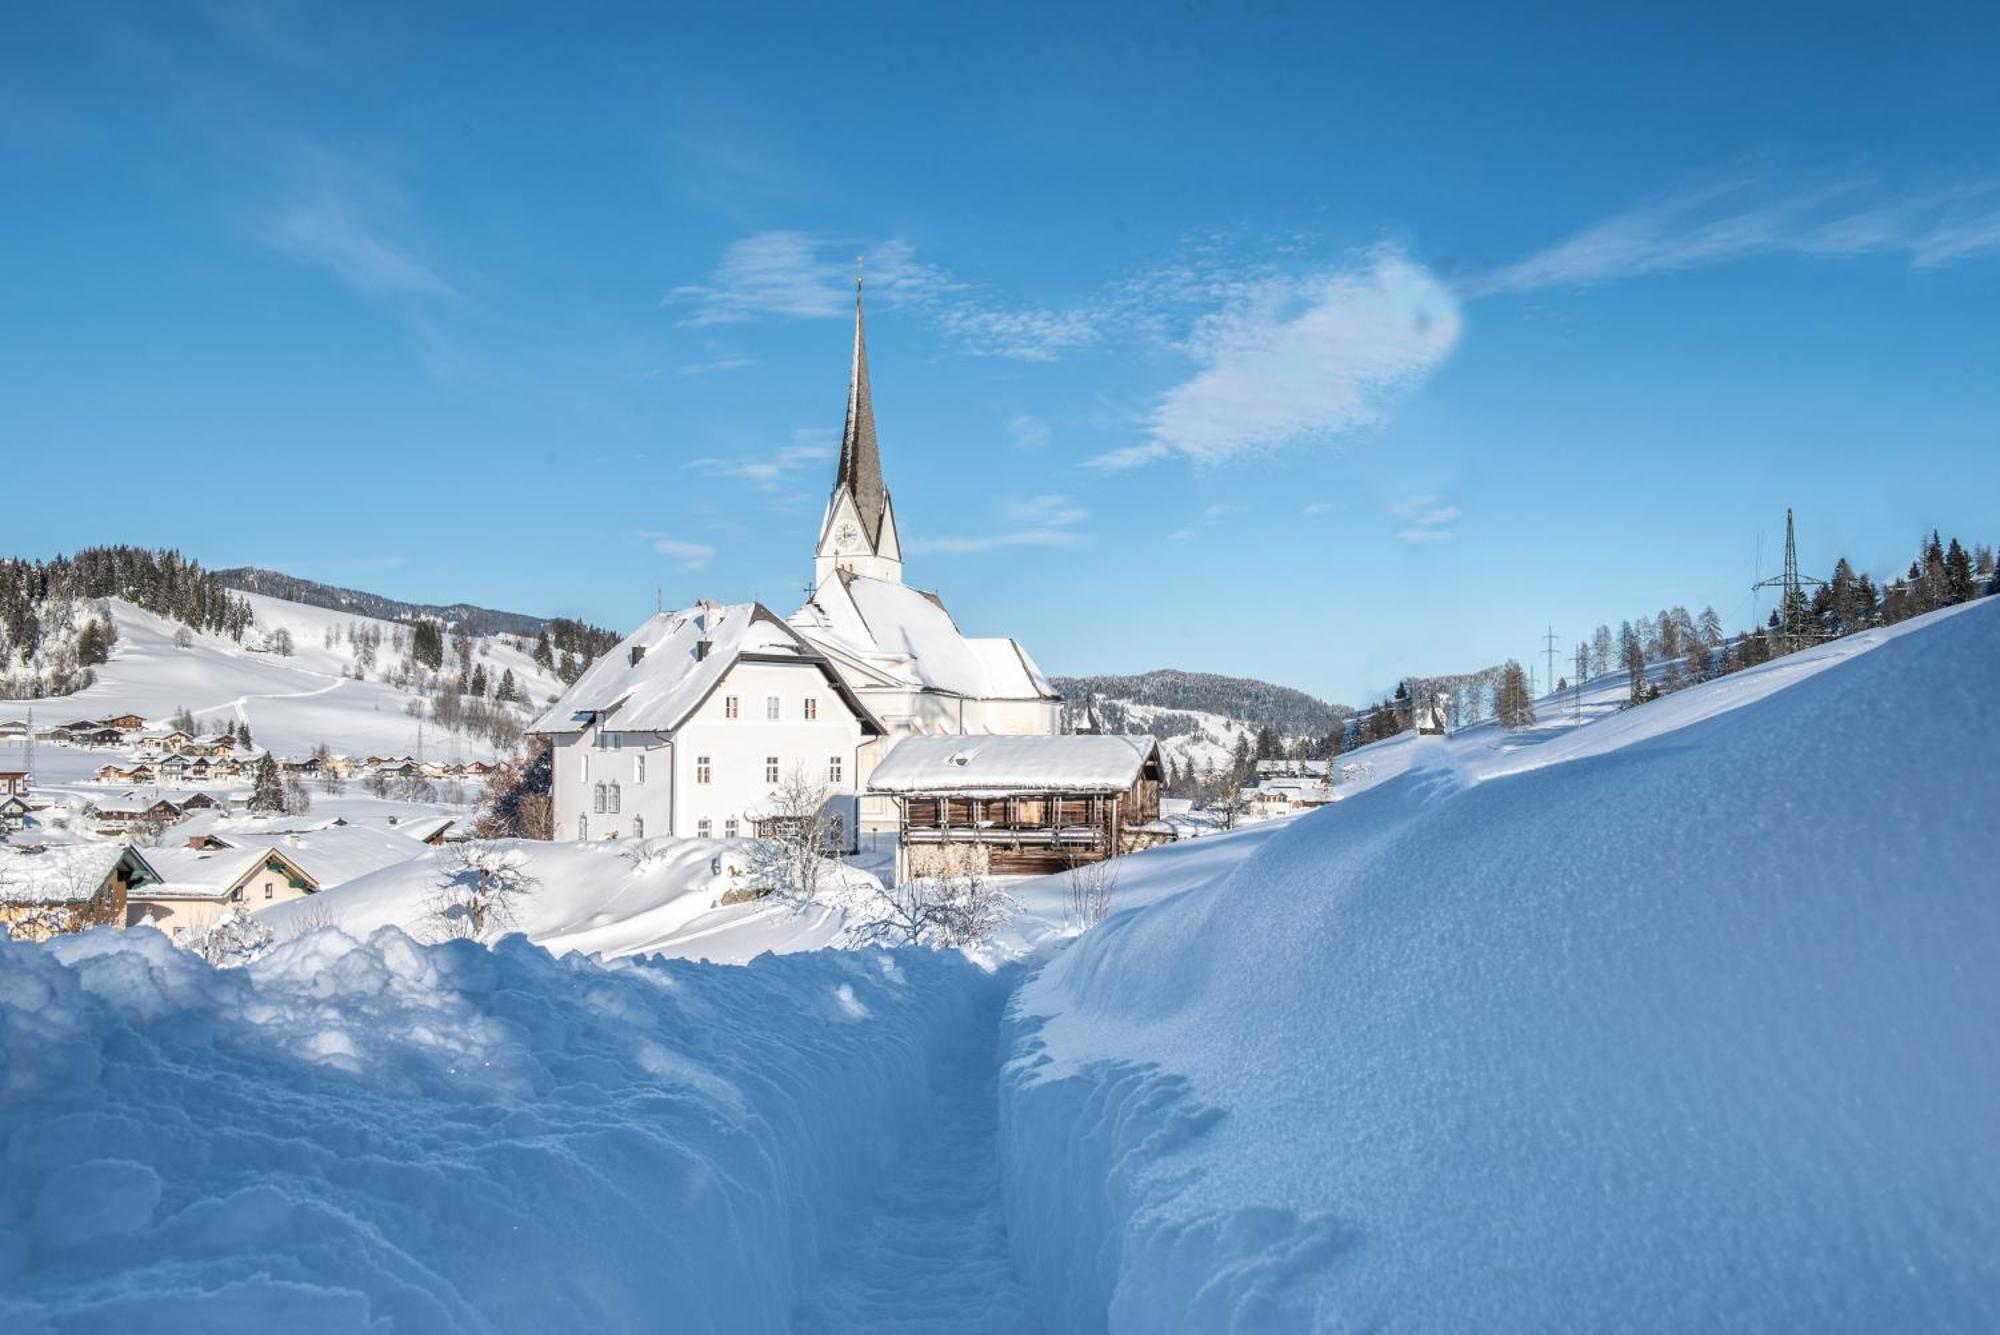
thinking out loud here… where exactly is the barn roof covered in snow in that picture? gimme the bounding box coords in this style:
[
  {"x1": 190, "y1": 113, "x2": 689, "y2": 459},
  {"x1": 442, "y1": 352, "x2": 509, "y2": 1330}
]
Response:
[
  {"x1": 866, "y1": 734, "x2": 1161, "y2": 795},
  {"x1": 529, "y1": 602, "x2": 884, "y2": 737},
  {"x1": 792, "y1": 574, "x2": 1057, "y2": 702},
  {"x1": 0, "y1": 842, "x2": 147, "y2": 903}
]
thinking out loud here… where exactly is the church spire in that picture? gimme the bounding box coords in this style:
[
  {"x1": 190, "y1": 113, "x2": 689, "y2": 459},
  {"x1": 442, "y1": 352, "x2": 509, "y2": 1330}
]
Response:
[
  {"x1": 837, "y1": 277, "x2": 888, "y2": 545},
  {"x1": 813, "y1": 274, "x2": 903, "y2": 587}
]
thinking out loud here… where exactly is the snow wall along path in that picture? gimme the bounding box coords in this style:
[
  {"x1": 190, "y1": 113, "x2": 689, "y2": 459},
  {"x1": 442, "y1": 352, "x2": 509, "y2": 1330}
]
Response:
[
  {"x1": 1000, "y1": 598, "x2": 2000, "y2": 1333},
  {"x1": 0, "y1": 925, "x2": 1009, "y2": 1334}
]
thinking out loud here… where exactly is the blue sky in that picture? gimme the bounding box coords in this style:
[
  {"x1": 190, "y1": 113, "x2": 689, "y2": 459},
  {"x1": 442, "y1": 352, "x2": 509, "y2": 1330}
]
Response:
[{"x1": 5, "y1": 2, "x2": 1998, "y2": 704}]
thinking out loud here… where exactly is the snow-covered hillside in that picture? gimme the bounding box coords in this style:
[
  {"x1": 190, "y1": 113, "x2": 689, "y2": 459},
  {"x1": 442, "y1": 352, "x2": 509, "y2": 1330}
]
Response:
[
  {"x1": 1002, "y1": 596, "x2": 2000, "y2": 1331},
  {"x1": 2, "y1": 597, "x2": 1994, "y2": 1332},
  {"x1": 0, "y1": 593, "x2": 565, "y2": 771}
]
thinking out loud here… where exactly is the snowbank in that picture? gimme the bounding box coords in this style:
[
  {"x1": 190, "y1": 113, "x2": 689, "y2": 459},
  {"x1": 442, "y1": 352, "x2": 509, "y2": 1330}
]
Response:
[
  {"x1": 0, "y1": 924, "x2": 1008, "y2": 1333},
  {"x1": 1001, "y1": 598, "x2": 2000, "y2": 1331}
]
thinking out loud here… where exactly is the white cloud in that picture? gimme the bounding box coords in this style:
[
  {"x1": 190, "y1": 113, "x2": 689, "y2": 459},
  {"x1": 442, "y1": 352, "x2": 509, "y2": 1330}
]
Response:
[
  {"x1": 255, "y1": 189, "x2": 454, "y2": 299},
  {"x1": 908, "y1": 494, "x2": 1088, "y2": 554},
  {"x1": 677, "y1": 355, "x2": 757, "y2": 377},
  {"x1": 687, "y1": 429, "x2": 836, "y2": 489},
  {"x1": 1008, "y1": 414, "x2": 1050, "y2": 450},
  {"x1": 670, "y1": 232, "x2": 1101, "y2": 360},
  {"x1": 1089, "y1": 247, "x2": 1461, "y2": 471},
  {"x1": 1468, "y1": 181, "x2": 2000, "y2": 296},
  {"x1": 647, "y1": 536, "x2": 716, "y2": 571},
  {"x1": 1389, "y1": 495, "x2": 1461, "y2": 544}
]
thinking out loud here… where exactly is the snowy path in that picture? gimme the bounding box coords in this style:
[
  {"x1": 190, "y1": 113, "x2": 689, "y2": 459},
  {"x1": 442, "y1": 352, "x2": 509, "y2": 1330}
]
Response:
[{"x1": 794, "y1": 977, "x2": 1045, "y2": 1335}]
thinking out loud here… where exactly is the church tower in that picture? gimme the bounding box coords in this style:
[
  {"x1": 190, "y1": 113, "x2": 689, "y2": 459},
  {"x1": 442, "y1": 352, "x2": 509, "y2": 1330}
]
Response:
[{"x1": 814, "y1": 280, "x2": 903, "y2": 586}]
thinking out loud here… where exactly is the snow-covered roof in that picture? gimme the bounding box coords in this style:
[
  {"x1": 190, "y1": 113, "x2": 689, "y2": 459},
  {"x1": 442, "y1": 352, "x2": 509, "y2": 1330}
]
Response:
[
  {"x1": 0, "y1": 842, "x2": 136, "y2": 903},
  {"x1": 271, "y1": 825, "x2": 431, "y2": 888},
  {"x1": 791, "y1": 574, "x2": 1057, "y2": 701},
  {"x1": 136, "y1": 843, "x2": 291, "y2": 901},
  {"x1": 866, "y1": 734, "x2": 1161, "y2": 795},
  {"x1": 89, "y1": 788, "x2": 185, "y2": 813},
  {"x1": 529, "y1": 602, "x2": 883, "y2": 737}
]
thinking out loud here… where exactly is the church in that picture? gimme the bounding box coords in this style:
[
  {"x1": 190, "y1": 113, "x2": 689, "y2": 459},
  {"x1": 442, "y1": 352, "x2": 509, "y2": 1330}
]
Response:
[{"x1": 534, "y1": 282, "x2": 1060, "y2": 846}]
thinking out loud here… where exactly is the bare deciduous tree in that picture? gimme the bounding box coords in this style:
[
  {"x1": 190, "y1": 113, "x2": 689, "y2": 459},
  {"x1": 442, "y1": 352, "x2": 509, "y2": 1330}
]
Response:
[
  {"x1": 742, "y1": 766, "x2": 842, "y2": 903},
  {"x1": 426, "y1": 840, "x2": 537, "y2": 941},
  {"x1": 847, "y1": 859, "x2": 1016, "y2": 949}
]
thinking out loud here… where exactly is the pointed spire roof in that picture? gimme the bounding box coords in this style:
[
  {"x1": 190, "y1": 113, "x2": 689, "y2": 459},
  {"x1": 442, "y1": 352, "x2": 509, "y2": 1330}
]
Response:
[{"x1": 836, "y1": 279, "x2": 888, "y2": 545}]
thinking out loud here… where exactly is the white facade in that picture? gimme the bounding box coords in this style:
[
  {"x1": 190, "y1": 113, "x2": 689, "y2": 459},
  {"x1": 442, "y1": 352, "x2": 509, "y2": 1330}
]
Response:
[
  {"x1": 533, "y1": 603, "x2": 882, "y2": 848},
  {"x1": 552, "y1": 658, "x2": 870, "y2": 844}
]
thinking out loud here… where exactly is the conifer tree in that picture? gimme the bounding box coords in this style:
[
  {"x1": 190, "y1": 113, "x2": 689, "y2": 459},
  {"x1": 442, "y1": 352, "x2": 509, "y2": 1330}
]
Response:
[{"x1": 249, "y1": 753, "x2": 285, "y2": 814}]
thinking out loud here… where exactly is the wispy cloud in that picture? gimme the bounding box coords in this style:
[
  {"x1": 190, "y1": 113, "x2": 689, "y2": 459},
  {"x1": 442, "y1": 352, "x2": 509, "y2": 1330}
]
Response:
[
  {"x1": 254, "y1": 188, "x2": 454, "y2": 300},
  {"x1": 1007, "y1": 414, "x2": 1051, "y2": 450},
  {"x1": 1389, "y1": 495, "x2": 1461, "y2": 543},
  {"x1": 669, "y1": 232, "x2": 1101, "y2": 361},
  {"x1": 1087, "y1": 246, "x2": 1461, "y2": 472},
  {"x1": 677, "y1": 355, "x2": 757, "y2": 377},
  {"x1": 1168, "y1": 502, "x2": 1243, "y2": 543},
  {"x1": 1468, "y1": 181, "x2": 2000, "y2": 296},
  {"x1": 646, "y1": 535, "x2": 716, "y2": 571},
  {"x1": 908, "y1": 494, "x2": 1089, "y2": 554},
  {"x1": 687, "y1": 429, "x2": 835, "y2": 489}
]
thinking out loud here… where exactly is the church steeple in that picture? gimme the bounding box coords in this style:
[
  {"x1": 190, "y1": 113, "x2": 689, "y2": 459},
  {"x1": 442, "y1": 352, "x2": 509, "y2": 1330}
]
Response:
[{"x1": 815, "y1": 277, "x2": 903, "y2": 586}]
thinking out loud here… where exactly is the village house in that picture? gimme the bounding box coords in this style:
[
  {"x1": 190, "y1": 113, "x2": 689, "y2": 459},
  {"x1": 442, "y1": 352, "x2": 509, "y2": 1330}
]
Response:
[
  {"x1": 0, "y1": 842, "x2": 155, "y2": 941},
  {"x1": 865, "y1": 734, "x2": 1167, "y2": 879},
  {"x1": 98, "y1": 713, "x2": 146, "y2": 732},
  {"x1": 0, "y1": 795, "x2": 31, "y2": 832},
  {"x1": 532, "y1": 602, "x2": 885, "y2": 846},
  {"x1": 86, "y1": 789, "x2": 186, "y2": 830},
  {"x1": 125, "y1": 843, "x2": 320, "y2": 934},
  {"x1": 0, "y1": 770, "x2": 28, "y2": 797}
]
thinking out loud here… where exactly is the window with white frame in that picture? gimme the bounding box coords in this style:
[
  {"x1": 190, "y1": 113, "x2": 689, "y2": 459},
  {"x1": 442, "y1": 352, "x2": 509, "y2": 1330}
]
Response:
[
  {"x1": 766, "y1": 695, "x2": 780, "y2": 720},
  {"x1": 593, "y1": 782, "x2": 606, "y2": 814},
  {"x1": 697, "y1": 818, "x2": 712, "y2": 838},
  {"x1": 765, "y1": 755, "x2": 780, "y2": 784},
  {"x1": 827, "y1": 754, "x2": 843, "y2": 785},
  {"x1": 804, "y1": 696, "x2": 818, "y2": 720},
  {"x1": 632, "y1": 815, "x2": 644, "y2": 839},
  {"x1": 724, "y1": 696, "x2": 739, "y2": 719},
  {"x1": 608, "y1": 782, "x2": 622, "y2": 814},
  {"x1": 578, "y1": 815, "x2": 588, "y2": 840},
  {"x1": 635, "y1": 754, "x2": 645, "y2": 784},
  {"x1": 724, "y1": 817, "x2": 738, "y2": 838},
  {"x1": 696, "y1": 756, "x2": 712, "y2": 784},
  {"x1": 581, "y1": 753, "x2": 589, "y2": 781}
]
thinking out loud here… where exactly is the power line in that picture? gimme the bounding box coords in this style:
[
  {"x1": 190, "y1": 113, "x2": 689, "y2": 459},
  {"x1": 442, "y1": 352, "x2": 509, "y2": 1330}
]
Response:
[{"x1": 1751, "y1": 507, "x2": 1827, "y2": 654}]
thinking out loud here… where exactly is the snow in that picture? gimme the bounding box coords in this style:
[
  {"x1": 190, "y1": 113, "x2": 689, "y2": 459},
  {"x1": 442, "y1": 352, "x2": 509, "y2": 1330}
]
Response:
[
  {"x1": 527, "y1": 602, "x2": 839, "y2": 735},
  {"x1": 865, "y1": 733, "x2": 1158, "y2": 794},
  {"x1": 3, "y1": 595, "x2": 1994, "y2": 1332},
  {"x1": 795, "y1": 575, "x2": 1054, "y2": 701},
  {"x1": 0, "y1": 923, "x2": 1009, "y2": 1333},
  {"x1": 0, "y1": 843, "x2": 125, "y2": 903},
  {"x1": 0, "y1": 593, "x2": 562, "y2": 765},
  {"x1": 1000, "y1": 597, "x2": 2000, "y2": 1332}
]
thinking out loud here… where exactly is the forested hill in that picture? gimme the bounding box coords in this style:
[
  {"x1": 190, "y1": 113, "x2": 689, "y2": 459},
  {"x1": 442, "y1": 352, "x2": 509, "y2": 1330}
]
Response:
[
  {"x1": 216, "y1": 568, "x2": 552, "y2": 637},
  {"x1": 1054, "y1": 669, "x2": 1350, "y2": 741}
]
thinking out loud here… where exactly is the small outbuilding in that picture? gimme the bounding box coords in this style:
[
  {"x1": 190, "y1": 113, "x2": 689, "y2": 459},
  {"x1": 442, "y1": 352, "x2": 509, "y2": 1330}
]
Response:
[{"x1": 866, "y1": 733, "x2": 1166, "y2": 878}]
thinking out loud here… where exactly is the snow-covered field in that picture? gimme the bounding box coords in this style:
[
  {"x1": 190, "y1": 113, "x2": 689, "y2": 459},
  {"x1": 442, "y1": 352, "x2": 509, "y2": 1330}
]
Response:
[
  {"x1": 2, "y1": 597, "x2": 1995, "y2": 1331},
  {"x1": 0, "y1": 593, "x2": 564, "y2": 767}
]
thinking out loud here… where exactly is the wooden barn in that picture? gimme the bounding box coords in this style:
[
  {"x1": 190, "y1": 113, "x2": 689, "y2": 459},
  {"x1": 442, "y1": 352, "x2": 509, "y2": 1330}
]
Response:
[{"x1": 866, "y1": 734, "x2": 1167, "y2": 878}]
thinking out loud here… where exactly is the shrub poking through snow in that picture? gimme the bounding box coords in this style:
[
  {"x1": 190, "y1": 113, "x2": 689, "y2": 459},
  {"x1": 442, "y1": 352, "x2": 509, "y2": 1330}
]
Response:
[
  {"x1": 186, "y1": 905, "x2": 275, "y2": 967},
  {"x1": 846, "y1": 861, "x2": 1016, "y2": 949},
  {"x1": 743, "y1": 765, "x2": 843, "y2": 902},
  {"x1": 1064, "y1": 853, "x2": 1119, "y2": 931},
  {"x1": 427, "y1": 840, "x2": 536, "y2": 940}
]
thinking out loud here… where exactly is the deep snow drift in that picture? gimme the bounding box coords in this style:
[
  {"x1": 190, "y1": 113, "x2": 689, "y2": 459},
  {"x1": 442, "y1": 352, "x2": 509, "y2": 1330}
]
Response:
[
  {"x1": 1001, "y1": 598, "x2": 2000, "y2": 1331},
  {"x1": 0, "y1": 924, "x2": 1012, "y2": 1334}
]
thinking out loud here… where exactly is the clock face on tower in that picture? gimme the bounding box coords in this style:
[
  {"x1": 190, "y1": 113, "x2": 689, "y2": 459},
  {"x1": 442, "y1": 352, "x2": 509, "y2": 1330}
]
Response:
[{"x1": 837, "y1": 521, "x2": 860, "y2": 550}]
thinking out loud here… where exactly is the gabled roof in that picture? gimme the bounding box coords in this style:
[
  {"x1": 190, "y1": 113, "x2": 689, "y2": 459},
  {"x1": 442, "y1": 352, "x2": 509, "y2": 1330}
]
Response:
[
  {"x1": 529, "y1": 602, "x2": 885, "y2": 737},
  {"x1": 866, "y1": 733, "x2": 1161, "y2": 795},
  {"x1": 792, "y1": 574, "x2": 1058, "y2": 702},
  {"x1": 136, "y1": 844, "x2": 318, "y2": 902},
  {"x1": 0, "y1": 842, "x2": 151, "y2": 904}
]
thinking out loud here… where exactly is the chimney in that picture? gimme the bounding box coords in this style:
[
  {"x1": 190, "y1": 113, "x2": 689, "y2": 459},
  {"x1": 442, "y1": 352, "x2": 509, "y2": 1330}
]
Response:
[{"x1": 629, "y1": 645, "x2": 647, "y2": 667}]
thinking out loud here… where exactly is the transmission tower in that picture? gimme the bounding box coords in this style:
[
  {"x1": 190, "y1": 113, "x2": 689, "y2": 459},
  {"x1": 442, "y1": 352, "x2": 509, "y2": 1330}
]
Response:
[
  {"x1": 1542, "y1": 625, "x2": 1559, "y2": 700},
  {"x1": 1751, "y1": 507, "x2": 1826, "y2": 654}
]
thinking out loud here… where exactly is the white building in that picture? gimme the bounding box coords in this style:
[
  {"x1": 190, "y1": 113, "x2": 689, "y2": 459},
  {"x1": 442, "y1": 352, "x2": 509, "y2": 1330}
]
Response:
[
  {"x1": 534, "y1": 280, "x2": 1061, "y2": 846},
  {"x1": 532, "y1": 602, "x2": 884, "y2": 846},
  {"x1": 788, "y1": 282, "x2": 1061, "y2": 833}
]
